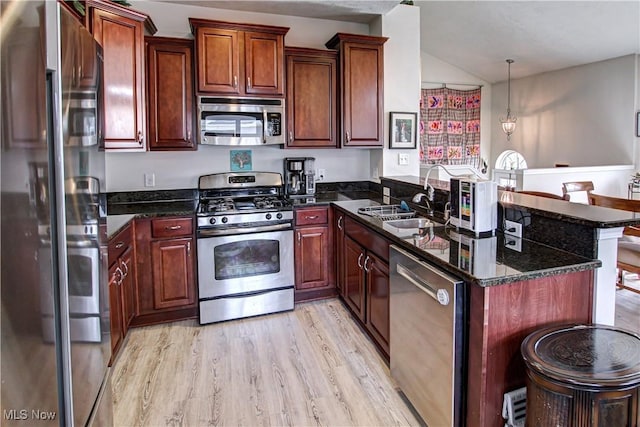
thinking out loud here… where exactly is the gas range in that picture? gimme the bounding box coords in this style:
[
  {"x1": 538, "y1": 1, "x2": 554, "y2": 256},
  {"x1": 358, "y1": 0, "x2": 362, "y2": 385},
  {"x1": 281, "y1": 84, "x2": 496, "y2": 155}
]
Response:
[
  {"x1": 196, "y1": 172, "x2": 293, "y2": 235},
  {"x1": 195, "y1": 171, "x2": 295, "y2": 324}
]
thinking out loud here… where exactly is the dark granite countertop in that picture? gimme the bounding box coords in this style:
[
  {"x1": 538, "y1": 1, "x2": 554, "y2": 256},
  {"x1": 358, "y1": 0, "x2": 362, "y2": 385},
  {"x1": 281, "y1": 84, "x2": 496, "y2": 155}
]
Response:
[
  {"x1": 290, "y1": 191, "x2": 382, "y2": 206},
  {"x1": 332, "y1": 199, "x2": 601, "y2": 287},
  {"x1": 382, "y1": 175, "x2": 640, "y2": 229}
]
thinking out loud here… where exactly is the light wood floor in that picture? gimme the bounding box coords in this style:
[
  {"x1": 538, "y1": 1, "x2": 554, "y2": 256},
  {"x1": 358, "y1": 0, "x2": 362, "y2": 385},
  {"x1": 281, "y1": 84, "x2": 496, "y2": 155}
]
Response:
[
  {"x1": 615, "y1": 275, "x2": 640, "y2": 334},
  {"x1": 113, "y1": 288, "x2": 639, "y2": 426},
  {"x1": 112, "y1": 299, "x2": 420, "y2": 427}
]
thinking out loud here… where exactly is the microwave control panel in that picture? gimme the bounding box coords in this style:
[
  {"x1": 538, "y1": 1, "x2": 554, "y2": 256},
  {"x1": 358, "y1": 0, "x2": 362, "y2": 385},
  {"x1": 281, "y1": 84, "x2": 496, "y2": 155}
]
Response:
[{"x1": 266, "y1": 112, "x2": 282, "y2": 136}]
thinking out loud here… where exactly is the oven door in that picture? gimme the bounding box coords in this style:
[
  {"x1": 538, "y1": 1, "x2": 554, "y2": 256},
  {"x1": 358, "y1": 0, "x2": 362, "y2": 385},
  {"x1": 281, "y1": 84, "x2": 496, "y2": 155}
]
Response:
[{"x1": 197, "y1": 229, "x2": 294, "y2": 299}]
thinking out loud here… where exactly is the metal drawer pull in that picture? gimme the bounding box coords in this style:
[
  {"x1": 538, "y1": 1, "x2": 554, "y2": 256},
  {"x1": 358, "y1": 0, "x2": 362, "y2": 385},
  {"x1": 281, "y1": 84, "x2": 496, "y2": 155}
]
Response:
[
  {"x1": 297, "y1": 232, "x2": 301, "y2": 243},
  {"x1": 233, "y1": 75, "x2": 238, "y2": 87},
  {"x1": 247, "y1": 76, "x2": 251, "y2": 88},
  {"x1": 120, "y1": 259, "x2": 129, "y2": 276},
  {"x1": 345, "y1": 131, "x2": 351, "y2": 143},
  {"x1": 357, "y1": 253, "x2": 364, "y2": 269},
  {"x1": 337, "y1": 216, "x2": 343, "y2": 230},
  {"x1": 166, "y1": 225, "x2": 182, "y2": 231},
  {"x1": 305, "y1": 215, "x2": 319, "y2": 220},
  {"x1": 137, "y1": 131, "x2": 143, "y2": 144},
  {"x1": 396, "y1": 264, "x2": 449, "y2": 306},
  {"x1": 363, "y1": 256, "x2": 371, "y2": 273},
  {"x1": 115, "y1": 242, "x2": 125, "y2": 249}
]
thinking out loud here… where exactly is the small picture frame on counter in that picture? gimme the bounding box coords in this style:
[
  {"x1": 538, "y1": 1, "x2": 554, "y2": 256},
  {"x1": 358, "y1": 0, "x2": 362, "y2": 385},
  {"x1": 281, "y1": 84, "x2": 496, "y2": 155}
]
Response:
[{"x1": 389, "y1": 112, "x2": 417, "y2": 149}]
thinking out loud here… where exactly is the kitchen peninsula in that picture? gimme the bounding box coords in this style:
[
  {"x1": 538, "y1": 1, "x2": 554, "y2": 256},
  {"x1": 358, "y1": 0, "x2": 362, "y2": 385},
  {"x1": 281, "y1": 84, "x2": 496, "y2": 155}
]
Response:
[{"x1": 106, "y1": 175, "x2": 613, "y2": 427}]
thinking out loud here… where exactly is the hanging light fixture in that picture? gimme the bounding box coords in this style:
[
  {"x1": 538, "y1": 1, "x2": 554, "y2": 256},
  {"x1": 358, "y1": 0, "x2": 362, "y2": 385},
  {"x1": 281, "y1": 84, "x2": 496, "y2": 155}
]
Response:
[{"x1": 500, "y1": 59, "x2": 517, "y2": 140}]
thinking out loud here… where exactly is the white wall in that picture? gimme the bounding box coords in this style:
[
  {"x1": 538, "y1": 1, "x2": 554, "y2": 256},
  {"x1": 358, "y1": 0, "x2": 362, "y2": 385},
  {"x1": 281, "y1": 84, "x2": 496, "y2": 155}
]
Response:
[
  {"x1": 107, "y1": 146, "x2": 371, "y2": 191},
  {"x1": 419, "y1": 52, "x2": 492, "y2": 176},
  {"x1": 491, "y1": 55, "x2": 637, "y2": 169},
  {"x1": 108, "y1": 1, "x2": 377, "y2": 191},
  {"x1": 371, "y1": 4, "x2": 422, "y2": 179},
  {"x1": 635, "y1": 54, "x2": 640, "y2": 169}
]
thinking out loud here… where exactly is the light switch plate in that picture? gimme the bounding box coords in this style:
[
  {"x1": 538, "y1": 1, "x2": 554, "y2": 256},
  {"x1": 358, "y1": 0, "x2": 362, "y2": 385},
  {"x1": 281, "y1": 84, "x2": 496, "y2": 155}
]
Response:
[
  {"x1": 398, "y1": 153, "x2": 409, "y2": 165},
  {"x1": 144, "y1": 173, "x2": 155, "y2": 187}
]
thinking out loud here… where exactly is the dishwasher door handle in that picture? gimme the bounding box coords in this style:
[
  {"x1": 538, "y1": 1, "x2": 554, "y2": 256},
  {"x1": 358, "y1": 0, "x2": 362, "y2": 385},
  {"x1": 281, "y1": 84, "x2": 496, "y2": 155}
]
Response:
[{"x1": 396, "y1": 263, "x2": 450, "y2": 306}]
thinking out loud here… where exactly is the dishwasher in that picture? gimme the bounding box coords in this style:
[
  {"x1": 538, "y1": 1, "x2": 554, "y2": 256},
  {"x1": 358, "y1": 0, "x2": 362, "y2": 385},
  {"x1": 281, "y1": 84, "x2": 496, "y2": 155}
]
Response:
[{"x1": 389, "y1": 245, "x2": 466, "y2": 427}]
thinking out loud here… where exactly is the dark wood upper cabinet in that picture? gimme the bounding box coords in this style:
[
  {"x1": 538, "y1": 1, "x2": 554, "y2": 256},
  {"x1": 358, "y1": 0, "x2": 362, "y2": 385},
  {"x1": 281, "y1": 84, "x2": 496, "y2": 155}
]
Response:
[
  {"x1": 326, "y1": 33, "x2": 387, "y2": 147},
  {"x1": 145, "y1": 37, "x2": 196, "y2": 151},
  {"x1": 190, "y1": 19, "x2": 288, "y2": 96},
  {"x1": 285, "y1": 47, "x2": 338, "y2": 148},
  {"x1": 85, "y1": 0, "x2": 156, "y2": 151}
]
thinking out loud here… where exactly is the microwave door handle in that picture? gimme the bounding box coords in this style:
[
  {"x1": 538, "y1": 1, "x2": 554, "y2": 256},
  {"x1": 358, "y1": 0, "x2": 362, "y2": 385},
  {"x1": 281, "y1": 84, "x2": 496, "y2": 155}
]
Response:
[{"x1": 262, "y1": 110, "x2": 267, "y2": 144}]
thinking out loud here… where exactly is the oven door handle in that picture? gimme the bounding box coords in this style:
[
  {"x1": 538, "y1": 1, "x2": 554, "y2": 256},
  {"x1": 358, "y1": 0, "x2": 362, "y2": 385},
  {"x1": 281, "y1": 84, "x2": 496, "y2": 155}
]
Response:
[{"x1": 197, "y1": 222, "x2": 292, "y2": 237}]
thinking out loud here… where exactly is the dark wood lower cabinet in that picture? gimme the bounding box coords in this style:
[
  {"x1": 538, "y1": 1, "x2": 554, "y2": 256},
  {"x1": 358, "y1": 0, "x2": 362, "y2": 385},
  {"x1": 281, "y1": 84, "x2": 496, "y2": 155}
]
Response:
[
  {"x1": 336, "y1": 209, "x2": 390, "y2": 360},
  {"x1": 150, "y1": 238, "x2": 195, "y2": 310},
  {"x1": 364, "y1": 252, "x2": 389, "y2": 356},
  {"x1": 293, "y1": 207, "x2": 336, "y2": 302},
  {"x1": 133, "y1": 216, "x2": 198, "y2": 326},
  {"x1": 343, "y1": 236, "x2": 366, "y2": 320},
  {"x1": 108, "y1": 222, "x2": 135, "y2": 364},
  {"x1": 108, "y1": 262, "x2": 124, "y2": 362}
]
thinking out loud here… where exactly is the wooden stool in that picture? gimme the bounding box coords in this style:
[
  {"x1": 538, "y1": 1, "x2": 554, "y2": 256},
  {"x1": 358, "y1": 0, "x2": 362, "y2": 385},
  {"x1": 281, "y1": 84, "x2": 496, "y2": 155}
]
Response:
[{"x1": 521, "y1": 324, "x2": 640, "y2": 427}]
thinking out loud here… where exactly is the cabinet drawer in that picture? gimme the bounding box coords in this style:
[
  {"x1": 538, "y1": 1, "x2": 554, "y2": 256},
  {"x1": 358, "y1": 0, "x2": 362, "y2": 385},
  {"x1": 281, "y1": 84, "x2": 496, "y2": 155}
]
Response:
[
  {"x1": 295, "y1": 207, "x2": 328, "y2": 226},
  {"x1": 344, "y1": 216, "x2": 389, "y2": 263},
  {"x1": 151, "y1": 217, "x2": 193, "y2": 238},
  {"x1": 109, "y1": 223, "x2": 133, "y2": 264}
]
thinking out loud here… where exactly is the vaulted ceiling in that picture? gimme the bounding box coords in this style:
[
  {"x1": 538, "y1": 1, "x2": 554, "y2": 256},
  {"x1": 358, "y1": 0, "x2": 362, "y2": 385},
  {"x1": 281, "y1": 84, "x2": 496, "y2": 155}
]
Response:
[{"x1": 149, "y1": 0, "x2": 640, "y2": 83}]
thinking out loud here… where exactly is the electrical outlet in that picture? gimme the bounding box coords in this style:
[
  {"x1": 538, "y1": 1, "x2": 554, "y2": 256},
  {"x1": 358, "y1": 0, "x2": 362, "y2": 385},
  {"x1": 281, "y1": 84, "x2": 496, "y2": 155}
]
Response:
[
  {"x1": 144, "y1": 173, "x2": 155, "y2": 187},
  {"x1": 504, "y1": 219, "x2": 522, "y2": 238},
  {"x1": 317, "y1": 169, "x2": 326, "y2": 181},
  {"x1": 398, "y1": 153, "x2": 409, "y2": 165},
  {"x1": 504, "y1": 235, "x2": 522, "y2": 252}
]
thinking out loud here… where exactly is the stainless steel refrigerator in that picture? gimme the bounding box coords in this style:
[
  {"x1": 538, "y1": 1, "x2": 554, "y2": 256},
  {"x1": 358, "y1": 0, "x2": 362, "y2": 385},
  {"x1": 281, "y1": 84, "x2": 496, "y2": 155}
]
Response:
[{"x1": 1, "y1": 1, "x2": 112, "y2": 425}]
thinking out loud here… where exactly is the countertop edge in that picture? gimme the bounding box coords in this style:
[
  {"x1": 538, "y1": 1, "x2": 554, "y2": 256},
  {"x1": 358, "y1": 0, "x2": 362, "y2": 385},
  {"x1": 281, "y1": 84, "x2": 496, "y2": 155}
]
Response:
[{"x1": 330, "y1": 199, "x2": 601, "y2": 287}]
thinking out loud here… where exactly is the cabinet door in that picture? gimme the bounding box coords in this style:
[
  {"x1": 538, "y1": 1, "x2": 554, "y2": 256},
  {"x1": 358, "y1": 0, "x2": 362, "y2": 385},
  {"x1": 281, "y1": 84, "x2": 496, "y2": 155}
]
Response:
[
  {"x1": 244, "y1": 31, "x2": 284, "y2": 96},
  {"x1": 108, "y1": 262, "x2": 124, "y2": 360},
  {"x1": 365, "y1": 252, "x2": 390, "y2": 355},
  {"x1": 146, "y1": 38, "x2": 195, "y2": 150},
  {"x1": 91, "y1": 8, "x2": 146, "y2": 150},
  {"x1": 151, "y1": 237, "x2": 195, "y2": 310},
  {"x1": 119, "y1": 245, "x2": 136, "y2": 333},
  {"x1": 295, "y1": 226, "x2": 330, "y2": 290},
  {"x1": 335, "y1": 212, "x2": 345, "y2": 297},
  {"x1": 195, "y1": 27, "x2": 241, "y2": 94},
  {"x1": 344, "y1": 236, "x2": 366, "y2": 321},
  {"x1": 342, "y1": 42, "x2": 384, "y2": 147},
  {"x1": 286, "y1": 50, "x2": 337, "y2": 147}
]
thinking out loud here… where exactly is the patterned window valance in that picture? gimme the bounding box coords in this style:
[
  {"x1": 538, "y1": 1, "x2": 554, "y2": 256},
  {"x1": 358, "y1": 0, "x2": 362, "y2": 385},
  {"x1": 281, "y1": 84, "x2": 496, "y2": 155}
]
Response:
[{"x1": 419, "y1": 87, "x2": 481, "y2": 166}]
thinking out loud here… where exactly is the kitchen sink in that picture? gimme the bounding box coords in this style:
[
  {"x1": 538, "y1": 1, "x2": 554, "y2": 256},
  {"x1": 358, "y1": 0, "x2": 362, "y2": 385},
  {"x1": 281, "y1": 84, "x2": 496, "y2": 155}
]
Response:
[
  {"x1": 383, "y1": 218, "x2": 433, "y2": 229},
  {"x1": 382, "y1": 217, "x2": 440, "y2": 237}
]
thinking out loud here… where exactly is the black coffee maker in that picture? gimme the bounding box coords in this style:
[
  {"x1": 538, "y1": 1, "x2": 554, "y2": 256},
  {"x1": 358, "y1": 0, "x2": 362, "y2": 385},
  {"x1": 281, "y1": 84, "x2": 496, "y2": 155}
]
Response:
[{"x1": 284, "y1": 157, "x2": 315, "y2": 198}]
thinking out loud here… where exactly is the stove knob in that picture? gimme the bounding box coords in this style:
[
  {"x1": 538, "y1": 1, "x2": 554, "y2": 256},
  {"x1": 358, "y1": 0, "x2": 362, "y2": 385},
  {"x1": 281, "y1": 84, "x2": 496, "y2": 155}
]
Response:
[
  {"x1": 276, "y1": 213, "x2": 283, "y2": 219},
  {"x1": 266, "y1": 213, "x2": 272, "y2": 220},
  {"x1": 209, "y1": 217, "x2": 216, "y2": 225},
  {"x1": 221, "y1": 217, "x2": 228, "y2": 224}
]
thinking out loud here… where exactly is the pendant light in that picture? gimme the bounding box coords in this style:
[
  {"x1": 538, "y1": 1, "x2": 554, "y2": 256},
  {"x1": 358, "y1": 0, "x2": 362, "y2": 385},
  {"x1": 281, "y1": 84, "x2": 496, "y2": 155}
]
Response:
[{"x1": 500, "y1": 59, "x2": 517, "y2": 140}]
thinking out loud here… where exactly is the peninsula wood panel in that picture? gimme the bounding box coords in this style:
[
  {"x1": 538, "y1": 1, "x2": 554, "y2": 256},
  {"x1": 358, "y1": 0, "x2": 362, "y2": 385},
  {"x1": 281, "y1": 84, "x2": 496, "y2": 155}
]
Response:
[{"x1": 466, "y1": 270, "x2": 594, "y2": 427}]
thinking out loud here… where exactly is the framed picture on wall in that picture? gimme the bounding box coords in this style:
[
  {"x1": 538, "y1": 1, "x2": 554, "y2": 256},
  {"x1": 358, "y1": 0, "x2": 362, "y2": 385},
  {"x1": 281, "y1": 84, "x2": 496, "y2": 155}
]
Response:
[{"x1": 389, "y1": 112, "x2": 417, "y2": 149}]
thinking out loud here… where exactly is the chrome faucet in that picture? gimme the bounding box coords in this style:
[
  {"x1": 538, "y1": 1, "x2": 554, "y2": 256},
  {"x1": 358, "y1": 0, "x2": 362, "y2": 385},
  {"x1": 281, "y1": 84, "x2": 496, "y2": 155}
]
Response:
[{"x1": 412, "y1": 192, "x2": 433, "y2": 215}]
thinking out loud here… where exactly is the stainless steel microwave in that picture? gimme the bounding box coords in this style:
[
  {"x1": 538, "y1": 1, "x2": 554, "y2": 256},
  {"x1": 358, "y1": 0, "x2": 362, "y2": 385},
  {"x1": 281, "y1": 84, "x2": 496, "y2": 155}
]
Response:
[{"x1": 198, "y1": 96, "x2": 284, "y2": 146}]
